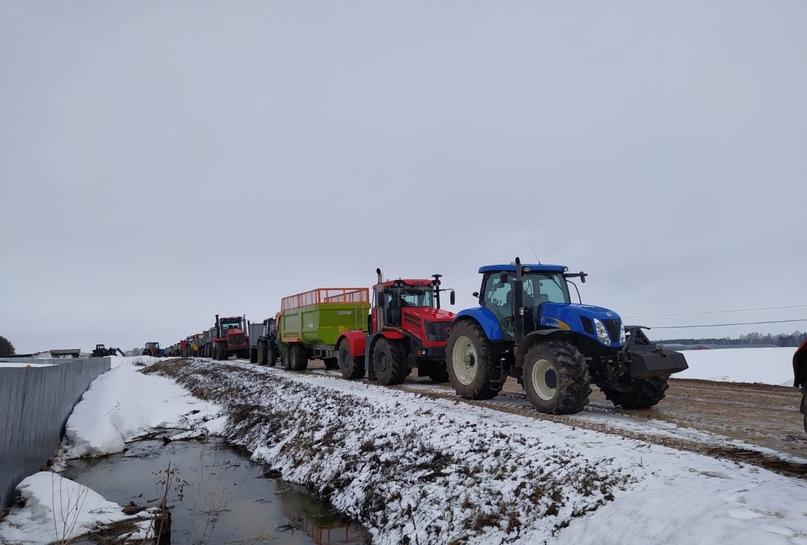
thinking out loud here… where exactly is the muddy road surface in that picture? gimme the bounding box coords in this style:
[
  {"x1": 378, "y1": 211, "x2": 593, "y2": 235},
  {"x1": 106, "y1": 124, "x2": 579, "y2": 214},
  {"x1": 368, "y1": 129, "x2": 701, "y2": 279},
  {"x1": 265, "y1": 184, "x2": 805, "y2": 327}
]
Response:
[
  {"x1": 393, "y1": 373, "x2": 807, "y2": 478},
  {"x1": 291, "y1": 358, "x2": 807, "y2": 478}
]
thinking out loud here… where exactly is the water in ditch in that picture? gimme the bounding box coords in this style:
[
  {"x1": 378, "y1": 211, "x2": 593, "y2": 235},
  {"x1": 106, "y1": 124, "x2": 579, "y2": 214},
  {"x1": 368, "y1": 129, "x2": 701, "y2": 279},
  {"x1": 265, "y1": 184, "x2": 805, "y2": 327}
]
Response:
[{"x1": 62, "y1": 436, "x2": 371, "y2": 544}]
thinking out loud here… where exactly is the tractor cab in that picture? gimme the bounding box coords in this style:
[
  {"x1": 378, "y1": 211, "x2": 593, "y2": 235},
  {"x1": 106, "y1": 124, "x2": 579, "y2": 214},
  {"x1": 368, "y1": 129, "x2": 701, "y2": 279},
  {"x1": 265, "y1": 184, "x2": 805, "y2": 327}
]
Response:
[
  {"x1": 477, "y1": 264, "x2": 574, "y2": 342},
  {"x1": 371, "y1": 272, "x2": 455, "y2": 341},
  {"x1": 142, "y1": 342, "x2": 164, "y2": 357}
]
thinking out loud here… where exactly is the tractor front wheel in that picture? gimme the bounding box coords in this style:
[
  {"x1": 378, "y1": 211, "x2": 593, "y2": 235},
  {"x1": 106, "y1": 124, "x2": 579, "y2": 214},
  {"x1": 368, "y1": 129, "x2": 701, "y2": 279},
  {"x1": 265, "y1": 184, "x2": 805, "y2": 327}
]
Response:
[
  {"x1": 522, "y1": 341, "x2": 591, "y2": 414},
  {"x1": 446, "y1": 321, "x2": 498, "y2": 400},
  {"x1": 373, "y1": 339, "x2": 408, "y2": 385},
  {"x1": 214, "y1": 343, "x2": 227, "y2": 362},
  {"x1": 600, "y1": 375, "x2": 669, "y2": 410},
  {"x1": 338, "y1": 338, "x2": 365, "y2": 379},
  {"x1": 256, "y1": 342, "x2": 266, "y2": 365}
]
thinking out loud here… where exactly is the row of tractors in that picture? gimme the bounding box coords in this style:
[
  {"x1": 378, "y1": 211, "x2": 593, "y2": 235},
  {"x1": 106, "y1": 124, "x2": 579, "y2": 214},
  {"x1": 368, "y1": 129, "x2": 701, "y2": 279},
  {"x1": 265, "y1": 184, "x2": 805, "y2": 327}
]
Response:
[
  {"x1": 163, "y1": 315, "x2": 280, "y2": 366},
  {"x1": 161, "y1": 259, "x2": 694, "y2": 416}
]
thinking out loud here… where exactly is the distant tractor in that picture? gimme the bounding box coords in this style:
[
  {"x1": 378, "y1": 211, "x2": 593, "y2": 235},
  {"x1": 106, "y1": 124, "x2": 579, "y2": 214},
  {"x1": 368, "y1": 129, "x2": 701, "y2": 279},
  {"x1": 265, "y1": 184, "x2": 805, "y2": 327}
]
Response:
[
  {"x1": 249, "y1": 317, "x2": 280, "y2": 366},
  {"x1": 213, "y1": 314, "x2": 250, "y2": 361},
  {"x1": 446, "y1": 258, "x2": 689, "y2": 415},
  {"x1": 142, "y1": 342, "x2": 165, "y2": 357},
  {"x1": 91, "y1": 344, "x2": 124, "y2": 357},
  {"x1": 793, "y1": 339, "x2": 807, "y2": 433}
]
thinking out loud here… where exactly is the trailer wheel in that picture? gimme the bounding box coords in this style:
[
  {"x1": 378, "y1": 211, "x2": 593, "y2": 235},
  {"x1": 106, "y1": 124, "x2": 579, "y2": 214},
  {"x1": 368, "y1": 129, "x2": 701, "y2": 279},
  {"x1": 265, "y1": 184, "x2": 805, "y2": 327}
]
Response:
[
  {"x1": 373, "y1": 339, "x2": 408, "y2": 385},
  {"x1": 523, "y1": 341, "x2": 591, "y2": 414},
  {"x1": 249, "y1": 347, "x2": 258, "y2": 364},
  {"x1": 323, "y1": 357, "x2": 339, "y2": 370},
  {"x1": 256, "y1": 342, "x2": 266, "y2": 365},
  {"x1": 600, "y1": 375, "x2": 669, "y2": 410},
  {"x1": 446, "y1": 321, "x2": 499, "y2": 399},
  {"x1": 338, "y1": 338, "x2": 365, "y2": 379},
  {"x1": 289, "y1": 344, "x2": 308, "y2": 371},
  {"x1": 282, "y1": 346, "x2": 291, "y2": 370},
  {"x1": 214, "y1": 343, "x2": 227, "y2": 361}
]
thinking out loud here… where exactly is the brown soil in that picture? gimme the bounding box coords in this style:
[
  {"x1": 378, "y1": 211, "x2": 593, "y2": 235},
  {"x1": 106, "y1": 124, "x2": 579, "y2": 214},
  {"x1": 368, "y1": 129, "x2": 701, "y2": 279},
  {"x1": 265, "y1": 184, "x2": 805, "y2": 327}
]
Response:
[
  {"x1": 155, "y1": 358, "x2": 807, "y2": 479},
  {"x1": 398, "y1": 374, "x2": 807, "y2": 479}
]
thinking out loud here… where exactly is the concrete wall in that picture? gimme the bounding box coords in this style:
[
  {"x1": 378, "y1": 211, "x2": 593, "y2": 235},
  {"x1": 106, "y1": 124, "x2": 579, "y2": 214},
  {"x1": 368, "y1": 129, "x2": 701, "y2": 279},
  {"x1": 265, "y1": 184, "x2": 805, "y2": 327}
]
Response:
[{"x1": 0, "y1": 357, "x2": 111, "y2": 510}]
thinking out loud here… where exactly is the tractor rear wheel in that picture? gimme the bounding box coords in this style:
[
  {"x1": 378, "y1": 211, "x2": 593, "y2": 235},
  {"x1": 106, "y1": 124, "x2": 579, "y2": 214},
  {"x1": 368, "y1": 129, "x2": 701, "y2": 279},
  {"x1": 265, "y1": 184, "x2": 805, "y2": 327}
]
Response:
[
  {"x1": 373, "y1": 339, "x2": 408, "y2": 385},
  {"x1": 446, "y1": 321, "x2": 499, "y2": 400},
  {"x1": 601, "y1": 375, "x2": 669, "y2": 410},
  {"x1": 289, "y1": 344, "x2": 308, "y2": 371},
  {"x1": 338, "y1": 338, "x2": 365, "y2": 379},
  {"x1": 523, "y1": 341, "x2": 591, "y2": 414}
]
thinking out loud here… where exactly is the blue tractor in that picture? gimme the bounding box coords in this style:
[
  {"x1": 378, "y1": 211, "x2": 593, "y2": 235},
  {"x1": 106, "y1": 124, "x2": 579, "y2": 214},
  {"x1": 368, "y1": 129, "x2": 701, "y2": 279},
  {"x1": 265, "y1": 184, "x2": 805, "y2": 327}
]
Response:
[{"x1": 446, "y1": 258, "x2": 689, "y2": 414}]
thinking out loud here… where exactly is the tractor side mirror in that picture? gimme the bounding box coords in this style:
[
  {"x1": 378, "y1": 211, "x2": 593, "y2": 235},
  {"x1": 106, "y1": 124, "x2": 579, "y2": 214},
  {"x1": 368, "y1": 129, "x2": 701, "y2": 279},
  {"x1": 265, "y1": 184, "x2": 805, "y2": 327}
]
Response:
[
  {"x1": 499, "y1": 272, "x2": 509, "y2": 284},
  {"x1": 450, "y1": 290, "x2": 455, "y2": 305},
  {"x1": 377, "y1": 296, "x2": 385, "y2": 308}
]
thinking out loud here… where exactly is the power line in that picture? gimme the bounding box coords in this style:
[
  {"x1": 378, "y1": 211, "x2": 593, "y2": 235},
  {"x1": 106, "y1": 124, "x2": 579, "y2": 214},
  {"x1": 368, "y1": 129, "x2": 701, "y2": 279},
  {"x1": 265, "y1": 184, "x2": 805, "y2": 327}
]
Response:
[
  {"x1": 649, "y1": 318, "x2": 807, "y2": 330},
  {"x1": 624, "y1": 304, "x2": 807, "y2": 319}
]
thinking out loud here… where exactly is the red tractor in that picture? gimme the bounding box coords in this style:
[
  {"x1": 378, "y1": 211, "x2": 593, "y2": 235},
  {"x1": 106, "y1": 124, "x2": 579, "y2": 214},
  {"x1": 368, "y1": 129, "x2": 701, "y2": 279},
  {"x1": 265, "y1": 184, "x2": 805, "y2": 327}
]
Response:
[
  {"x1": 213, "y1": 314, "x2": 249, "y2": 361},
  {"x1": 338, "y1": 270, "x2": 456, "y2": 385}
]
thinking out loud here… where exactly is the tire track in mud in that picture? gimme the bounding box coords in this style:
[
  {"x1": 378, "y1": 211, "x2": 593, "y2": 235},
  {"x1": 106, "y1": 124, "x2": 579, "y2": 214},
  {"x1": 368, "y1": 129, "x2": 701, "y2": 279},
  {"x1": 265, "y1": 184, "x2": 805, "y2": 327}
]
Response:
[
  {"x1": 159, "y1": 358, "x2": 807, "y2": 480},
  {"x1": 390, "y1": 380, "x2": 807, "y2": 480}
]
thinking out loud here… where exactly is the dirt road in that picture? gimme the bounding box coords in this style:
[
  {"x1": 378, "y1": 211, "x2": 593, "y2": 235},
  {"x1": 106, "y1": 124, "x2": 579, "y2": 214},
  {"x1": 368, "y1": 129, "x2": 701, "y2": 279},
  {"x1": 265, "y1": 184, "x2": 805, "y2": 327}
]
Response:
[{"x1": 392, "y1": 374, "x2": 807, "y2": 478}]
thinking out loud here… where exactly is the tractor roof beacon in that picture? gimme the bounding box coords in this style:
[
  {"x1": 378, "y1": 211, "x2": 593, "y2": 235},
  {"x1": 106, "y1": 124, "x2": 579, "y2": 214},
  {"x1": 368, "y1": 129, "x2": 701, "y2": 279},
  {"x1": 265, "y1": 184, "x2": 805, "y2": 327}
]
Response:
[{"x1": 446, "y1": 257, "x2": 689, "y2": 415}]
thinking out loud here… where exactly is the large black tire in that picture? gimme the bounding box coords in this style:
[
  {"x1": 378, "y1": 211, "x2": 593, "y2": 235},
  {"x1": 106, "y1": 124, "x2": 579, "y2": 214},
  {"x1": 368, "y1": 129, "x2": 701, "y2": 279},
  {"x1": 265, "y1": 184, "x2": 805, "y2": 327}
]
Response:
[
  {"x1": 446, "y1": 321, "x2": 499, "y2": 400},
  {"x1": 267, "y1": 344, "x2": 278, "y2": 367},
  {"x1": 338, "y1": 338, "x2": 365, "y2": 379},
  {"x1": 522, "y1": 341, "x2": 591, "y2": 414},
  {"x1": 373, "y1": 339, "x2": 409, "y2": 385},
  {"x1": 256, "y1": 342, "x2": 266, "y2": 365},
  {"x1": 214, "y1": 343, "x2": 227, "y2": 361},
  {"x1": 600, "y1": 374, "x2": 669, "y2": 410},
  {"x1": 429, "y1": 362, "x2": 450, "y2": 383},
  {"x1": 289, "y1": 344, "x2": 309, "y2": 371},
  {"x1": 323, "y1": 357, "x2": 339, "y2": 370},
  {"x1": 249, "y1": 347, "x2": 258, "y2": 364},
  {"x1": 801, "y1": 388, "x2": 806, "y2": 433},
  {"x1": 282, "y1": 346, "x2": 291, "y2": 370}
]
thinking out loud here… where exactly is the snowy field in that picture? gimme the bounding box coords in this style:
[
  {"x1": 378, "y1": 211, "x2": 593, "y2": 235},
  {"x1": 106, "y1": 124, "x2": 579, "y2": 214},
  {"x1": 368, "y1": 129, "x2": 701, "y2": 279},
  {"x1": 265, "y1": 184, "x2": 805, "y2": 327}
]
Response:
[{"x1": 0, "y1": 347, "x2": 804, "y2": 545}]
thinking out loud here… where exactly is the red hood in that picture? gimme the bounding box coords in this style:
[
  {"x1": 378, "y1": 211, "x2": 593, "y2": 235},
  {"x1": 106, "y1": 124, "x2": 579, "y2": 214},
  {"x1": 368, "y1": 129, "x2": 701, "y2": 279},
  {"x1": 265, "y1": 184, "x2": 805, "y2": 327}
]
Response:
[{"x1": 403, "y1": 307, "x2": 455, "y2": 322}]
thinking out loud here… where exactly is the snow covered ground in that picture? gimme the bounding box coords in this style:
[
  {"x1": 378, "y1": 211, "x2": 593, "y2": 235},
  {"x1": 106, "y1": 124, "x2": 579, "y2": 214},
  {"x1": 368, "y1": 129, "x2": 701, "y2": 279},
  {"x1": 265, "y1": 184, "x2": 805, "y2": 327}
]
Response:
[{"x1": 0, "y1": 348, "x2": 805, "y2": 545}]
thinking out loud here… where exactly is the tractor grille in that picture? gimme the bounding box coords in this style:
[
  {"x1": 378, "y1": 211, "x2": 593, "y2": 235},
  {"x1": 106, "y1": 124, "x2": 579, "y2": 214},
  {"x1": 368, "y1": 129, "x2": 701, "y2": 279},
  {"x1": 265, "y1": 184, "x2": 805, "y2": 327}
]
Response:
[
  {"x1": 425, "y1": 321, "x2": 452, "y2": 343},
  {"x1": 229, "y1": 333, "x2": 246, "y2": 346},
  {"x1": 602, "y1": 319, "x2": 622, "y2": 343}
]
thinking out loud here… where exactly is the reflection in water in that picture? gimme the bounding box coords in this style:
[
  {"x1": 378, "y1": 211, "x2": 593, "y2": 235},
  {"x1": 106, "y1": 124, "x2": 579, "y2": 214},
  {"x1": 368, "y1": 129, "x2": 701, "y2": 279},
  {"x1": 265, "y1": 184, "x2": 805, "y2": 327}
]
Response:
[
  {"x1": 276, "y1": 483, "x2": 369, "y2": 544},
  {"x1": 62, "y1": 437, "x2": 370, "y2": 544}
]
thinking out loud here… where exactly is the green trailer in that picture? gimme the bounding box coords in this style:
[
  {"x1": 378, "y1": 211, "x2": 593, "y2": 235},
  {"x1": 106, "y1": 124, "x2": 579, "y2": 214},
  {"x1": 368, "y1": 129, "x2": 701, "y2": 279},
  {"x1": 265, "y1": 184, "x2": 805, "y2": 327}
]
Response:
[{"x1": 279, "y1": 287, "x2": 371, "y2": 371}]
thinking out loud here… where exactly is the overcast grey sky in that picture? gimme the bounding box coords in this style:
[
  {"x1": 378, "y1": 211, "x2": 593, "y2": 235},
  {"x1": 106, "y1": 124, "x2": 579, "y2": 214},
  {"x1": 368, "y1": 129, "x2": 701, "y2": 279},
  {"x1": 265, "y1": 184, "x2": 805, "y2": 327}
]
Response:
[{"x1": 2, "y1": 1, "x2": 806, "y2": 354}]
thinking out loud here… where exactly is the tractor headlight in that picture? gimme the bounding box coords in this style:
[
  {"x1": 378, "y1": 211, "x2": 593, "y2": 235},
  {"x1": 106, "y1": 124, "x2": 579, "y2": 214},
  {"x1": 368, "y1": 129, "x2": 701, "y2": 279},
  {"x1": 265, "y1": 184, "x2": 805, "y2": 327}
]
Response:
[
  {"x1": 594, "y1": 318, "x2": 611, "y2": 345},
  {"x1": 619, "y1": 323, "x2": 627, "y2": 345}
]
